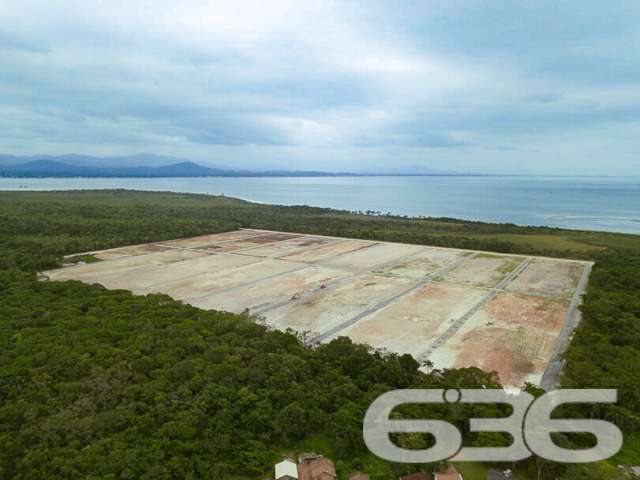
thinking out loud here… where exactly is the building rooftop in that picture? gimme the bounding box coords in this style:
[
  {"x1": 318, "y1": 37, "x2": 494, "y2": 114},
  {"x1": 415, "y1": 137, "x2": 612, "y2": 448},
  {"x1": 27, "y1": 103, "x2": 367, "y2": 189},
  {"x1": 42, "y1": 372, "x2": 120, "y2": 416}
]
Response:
[
  {"x1": 275, "y1": 459, "x2": 299, "y2": 480},
  {"x1": 297, "y1": 457, "x2": 337, "y2": 480}
]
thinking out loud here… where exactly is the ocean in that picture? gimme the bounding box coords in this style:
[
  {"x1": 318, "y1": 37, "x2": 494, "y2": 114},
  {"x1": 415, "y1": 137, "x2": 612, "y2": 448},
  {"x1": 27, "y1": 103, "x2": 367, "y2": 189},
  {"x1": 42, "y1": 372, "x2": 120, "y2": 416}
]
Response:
[{"x1": 1, "y1": 175, "x2": 639, "y2": 234}]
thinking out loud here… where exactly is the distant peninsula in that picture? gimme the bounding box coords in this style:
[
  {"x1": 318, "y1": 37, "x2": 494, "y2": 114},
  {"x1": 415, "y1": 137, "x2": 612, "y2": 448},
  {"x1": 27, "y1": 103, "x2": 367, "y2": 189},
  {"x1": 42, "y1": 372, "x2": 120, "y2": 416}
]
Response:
[{"x1": 0, "y1": 154, "x2": 458, "y2": 178}]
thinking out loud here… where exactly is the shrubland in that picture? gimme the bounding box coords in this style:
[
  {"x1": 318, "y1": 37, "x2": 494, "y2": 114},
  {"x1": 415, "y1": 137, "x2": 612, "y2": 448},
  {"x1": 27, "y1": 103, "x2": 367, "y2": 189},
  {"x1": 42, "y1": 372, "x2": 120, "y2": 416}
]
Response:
[{"x1": 1, "y1": 190, "x2": 639, "y2": 479}]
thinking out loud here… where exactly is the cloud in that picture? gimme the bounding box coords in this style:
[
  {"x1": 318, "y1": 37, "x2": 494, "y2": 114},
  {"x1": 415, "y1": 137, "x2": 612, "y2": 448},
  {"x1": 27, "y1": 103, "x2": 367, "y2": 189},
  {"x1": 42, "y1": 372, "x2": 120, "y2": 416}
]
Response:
[
  {"x1": 0, "y1": 31, "x2": 49, "y2": 54},
  {"x1": 0, "y1": 0, "x2": 638, "y2": 174}
]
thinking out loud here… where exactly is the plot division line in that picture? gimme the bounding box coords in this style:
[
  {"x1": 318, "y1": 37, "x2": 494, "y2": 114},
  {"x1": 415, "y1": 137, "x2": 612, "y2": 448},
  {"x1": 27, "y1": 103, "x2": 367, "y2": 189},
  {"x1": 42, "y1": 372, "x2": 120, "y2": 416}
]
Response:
[
  {"x1": 416, "y1": 257, "x2": 532, "y2": 363},
  {"x1": 253, "y1": 246, "x2": 434, "y2": 316},
  {"x1": 306, "y1": 252, "x2": 479, "y2": 346}
]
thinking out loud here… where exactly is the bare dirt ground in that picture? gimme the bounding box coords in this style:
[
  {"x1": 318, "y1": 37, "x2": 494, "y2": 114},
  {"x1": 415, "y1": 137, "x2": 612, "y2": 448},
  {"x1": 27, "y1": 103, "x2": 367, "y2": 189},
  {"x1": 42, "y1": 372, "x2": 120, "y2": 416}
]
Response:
[
  {"x1": 194, "y1": 265, "x2": 349, "y2": 313},
  {"x1": 428, "y1": 292, "x2": 568, "y2": 386},
  {"x1": 92, "y1": 243, "x2": 172, "y2": 260},
  {"x1": 439, "y1": 254, "x2": 522, "y2": 288},
  {"x1": 265, "y1": 272, "x2": 417, "y2": 339},
  {"x1": 49, "y1": 249, "x2": 210, "y2": 281},
  {"x1": 43, "y1": 229, "x2": 590, "y2": 387},
  {"x1": 329, "y1": 283, "x2": 486, "y2": 358},
  {"x1": 137, "y1": 258, "x2": 301, "y2": 300},
  {"x1": 375, "y1": 248, "x2": 469, "y2": 279},
  {"x1": 231, "y1": 235, "x2": 335, "y2": 258},
  {"x1": 318, "y1": 242, "x2": 424, "y2": 270},
  {"x1": 280, "y1": 239, "x2": 375, "y2": 263},
  {"x1": 155, "y1": 230, "x2": 265, "y2": 248},
  {"x1": 506, "y1": 258, "x2": 584, "y2": 298}
]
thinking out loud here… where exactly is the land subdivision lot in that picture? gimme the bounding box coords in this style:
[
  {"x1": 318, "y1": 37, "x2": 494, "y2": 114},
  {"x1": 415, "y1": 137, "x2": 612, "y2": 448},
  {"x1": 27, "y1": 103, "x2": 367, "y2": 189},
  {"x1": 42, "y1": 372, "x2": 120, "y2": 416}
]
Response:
[
  {"x1": 506, "y1": 258, "x2": 583, "y2": 299},
  {"x1": 439, "y1": 253, "x2": 523, "y2": 288},
  {"x1": 232, "y1": 235, "x2": 335, "y2": 258},
  {"x1": 44, "y1": 229, "x2": 591, "y2": 387},
  {"x1": 328, "y1": 283, "x2": 487, "y2": 358},
  {"x1": 428, "y1": 292, "x2": 568, "y2": 386},
  {"x1": 375, "y1": 248, "x2": 469, "y2": 279},
  {"x1": 195, "y1": 265, "x2": 350, "y2": 313}
]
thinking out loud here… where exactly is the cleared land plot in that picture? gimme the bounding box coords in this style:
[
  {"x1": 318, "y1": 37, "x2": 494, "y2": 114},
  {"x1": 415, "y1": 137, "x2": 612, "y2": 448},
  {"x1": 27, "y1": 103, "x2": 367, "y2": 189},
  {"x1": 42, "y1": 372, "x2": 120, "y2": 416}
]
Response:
[
  {"x1": 197, "y1": 239, "x2": 283, "y2": 253},
  {"x1": 506, "y1": 258, "x2": 585, "y2": 298},
  {"x1": 319, "y1": 242, "x2": 424, "y2": 270},
  {"x1": 263, "y1": 273, "x2": 416, "y2": 339},
  {"x1": 375, "y1": 248, "x2": 469, "y2": 279},
  {"x1": 43, "y1": 229, "x2": 590, "y2": 387},
  {"x1": 428, "y1": 292, "x2": 568, "y2": 386},
  {"x1": 330, "y1": 283, "x2": 486, "y2": 357},
  {"x1": 235, "y1": 235, "x2": 335, "y2": 258},
  {"x1": 194, "y1": 265, "x2": 349, "y2": 313},
  {"x1": 92, "y1": 244, "x2": 172, "y2": 260},
  {"x1": 439, "y1": 254, "x2": 521, "y2": 288},
  {"x1": 142, "y1": 258, "x2": 302, "y2": 301},
  {"x1": 46, "y1": 249, "x2": 209, "y2": 282},
  {"x1": 100, "y1": 253, "x2": 262, "y2": 294},
  {"x1": 158, "y1": 230, "x2": 268, "y2": 248},
  {"x1": 281, "y1": 239, "x2": 375, "y2": 263}
]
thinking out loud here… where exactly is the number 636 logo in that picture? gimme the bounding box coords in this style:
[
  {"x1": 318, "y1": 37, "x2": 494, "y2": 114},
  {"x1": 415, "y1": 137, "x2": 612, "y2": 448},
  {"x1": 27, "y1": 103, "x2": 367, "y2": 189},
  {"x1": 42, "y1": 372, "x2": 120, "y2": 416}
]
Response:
[{"x1": 363, "y1": 389, "x2": 623, "y2": 463}]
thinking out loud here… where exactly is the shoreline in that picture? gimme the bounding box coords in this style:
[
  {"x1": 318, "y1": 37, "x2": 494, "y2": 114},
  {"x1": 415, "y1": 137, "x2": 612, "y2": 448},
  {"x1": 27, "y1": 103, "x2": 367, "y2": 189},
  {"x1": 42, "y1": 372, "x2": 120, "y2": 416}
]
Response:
[{"x1": 2, "y1": 177, "x2": 639, "y2": 236}]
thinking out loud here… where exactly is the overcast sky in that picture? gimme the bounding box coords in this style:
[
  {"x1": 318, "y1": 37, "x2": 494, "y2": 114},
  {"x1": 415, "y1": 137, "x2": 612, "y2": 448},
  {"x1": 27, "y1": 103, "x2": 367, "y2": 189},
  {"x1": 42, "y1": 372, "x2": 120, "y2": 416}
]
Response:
[{"x1": 1, "y1": 1, "x2": 639, "y2": 174}]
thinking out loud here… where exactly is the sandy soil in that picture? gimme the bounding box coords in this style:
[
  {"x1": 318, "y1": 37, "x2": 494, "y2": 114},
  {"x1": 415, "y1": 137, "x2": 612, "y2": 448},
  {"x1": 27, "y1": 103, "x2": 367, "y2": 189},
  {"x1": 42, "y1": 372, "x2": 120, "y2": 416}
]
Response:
[
  {"x1": 507, "y1": 258, "x2": 586, "y2": 298},
  {"x1": 44, "y1": 230, "x2": 589, "y2": 387},
  {"x1": 233, "y1": 235, "x2": 335, "y2": 258},
  {"x1": 45, "y1": 249, "x2": 209, "y2": 281},
  {"x1": 439, "y1": 254, "x2": 521, "y2": 288},
  {"x1": 194, "y1": 265, "x2": 349, "y2": 313},
  {"x1": 428, "y1": 292, "x2": 567, "y2": 386},
  {"x1": 330, "y1": 283, "x2": 486, "y2": 357},
  {"x1": 281, "y1": 239, "x2": 376, "y2": 263},
  {"x1": 375, "y1": 248, "x2": 469, "y2": 279},
  {"x1": 263, "y1": 273, "x2": 416, "y2": 338},
  {"x1": 319, "y1": 242, "x2": 424, "y2": 270},
  {"x1": 157, "y1": 230, "x2": 268, "y2": 248},
  {"x1": 137, "y1": 258, "x2": 301, "y2": 300}
]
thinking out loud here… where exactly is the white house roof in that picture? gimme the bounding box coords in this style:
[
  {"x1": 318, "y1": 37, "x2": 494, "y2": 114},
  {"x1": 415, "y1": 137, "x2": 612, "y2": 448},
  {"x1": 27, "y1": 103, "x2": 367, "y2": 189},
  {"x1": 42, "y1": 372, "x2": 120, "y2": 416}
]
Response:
[{"x1": 275, "y1": 459, "x2": 298, "y2": 479}]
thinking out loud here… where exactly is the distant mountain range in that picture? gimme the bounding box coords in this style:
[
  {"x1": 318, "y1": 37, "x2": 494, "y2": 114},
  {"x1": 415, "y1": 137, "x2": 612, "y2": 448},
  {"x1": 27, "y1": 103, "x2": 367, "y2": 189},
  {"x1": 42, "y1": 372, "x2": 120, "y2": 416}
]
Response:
[
  {"x1": 0, "y1": 153, "x2": 232, "y2": 169},
  {"x1": 0, "y1": 154, "x2": 458, "y2": 177},
  {"x1": 0, "y1": 159, "x2": 365, "y2": 178}
]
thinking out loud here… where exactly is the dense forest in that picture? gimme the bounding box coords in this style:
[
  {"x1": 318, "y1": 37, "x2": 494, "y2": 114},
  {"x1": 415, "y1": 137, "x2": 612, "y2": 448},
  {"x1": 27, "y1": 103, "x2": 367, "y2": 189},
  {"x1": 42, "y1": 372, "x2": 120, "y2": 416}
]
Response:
[{"x1": 0, "y1": 190, "x2": 639, "y2": 479}]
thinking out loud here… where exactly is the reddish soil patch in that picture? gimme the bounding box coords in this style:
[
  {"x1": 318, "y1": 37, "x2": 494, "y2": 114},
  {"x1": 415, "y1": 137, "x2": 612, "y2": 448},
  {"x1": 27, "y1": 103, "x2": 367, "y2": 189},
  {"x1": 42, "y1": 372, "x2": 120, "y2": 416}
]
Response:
[
  {"x1": 419, "y1": 283, "x2": 456, "y2": 300},
  {"x1": 483, "y1": 348, "x2": 535, "y2": 386},
  {"x1": 485, "y1": 293, "x2": 565, "y2": 332},
  {"x1": 454, "y1": 327, "x2": 536, "y2": 385}
]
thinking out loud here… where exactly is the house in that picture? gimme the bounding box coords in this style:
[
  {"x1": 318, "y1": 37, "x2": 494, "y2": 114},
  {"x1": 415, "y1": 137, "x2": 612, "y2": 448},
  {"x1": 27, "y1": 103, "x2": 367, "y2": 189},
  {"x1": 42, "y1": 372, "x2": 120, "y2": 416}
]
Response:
[
  {"x1": 275, "y1": 459, "x2": 299, "y2": 480},
  {"x1": 297, "y1": 454, "x2": 337, "y2": 480},
  {"x1": 487, "y1": 469, "x2": 512, "y2": 480},
  {"x1": 274, "y1": 453, "x2": 338, "y2": 480},
  {"x1": 434, "y1": 465, "x2": 462, "y2": 480},
  {"x1": 400, "y1": 472, "x2": 431, "y2": 480}
]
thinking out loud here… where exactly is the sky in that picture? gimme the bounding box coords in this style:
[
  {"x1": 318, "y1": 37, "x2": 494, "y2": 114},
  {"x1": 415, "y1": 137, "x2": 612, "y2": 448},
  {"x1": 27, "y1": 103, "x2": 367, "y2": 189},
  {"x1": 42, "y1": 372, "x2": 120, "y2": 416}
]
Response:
[{"x1": 0, "y1": 1, "x2": 639, "y2": 175}]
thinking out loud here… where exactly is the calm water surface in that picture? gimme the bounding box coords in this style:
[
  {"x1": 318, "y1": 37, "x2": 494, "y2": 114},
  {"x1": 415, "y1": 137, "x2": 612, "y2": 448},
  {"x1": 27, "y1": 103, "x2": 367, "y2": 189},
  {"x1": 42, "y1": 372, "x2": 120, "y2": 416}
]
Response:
[{"x1": 2, "y1": 176, "x2": 639, "y2": 234}]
